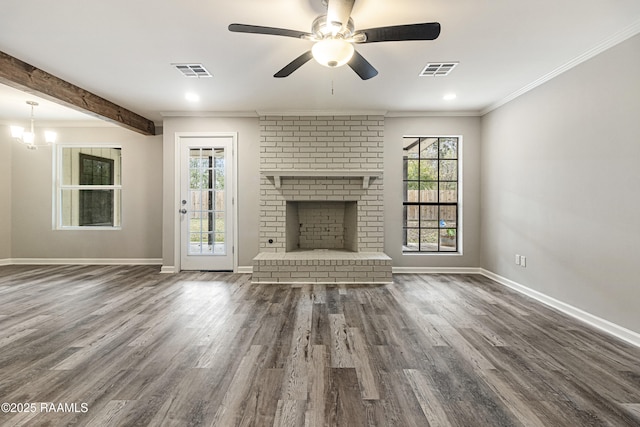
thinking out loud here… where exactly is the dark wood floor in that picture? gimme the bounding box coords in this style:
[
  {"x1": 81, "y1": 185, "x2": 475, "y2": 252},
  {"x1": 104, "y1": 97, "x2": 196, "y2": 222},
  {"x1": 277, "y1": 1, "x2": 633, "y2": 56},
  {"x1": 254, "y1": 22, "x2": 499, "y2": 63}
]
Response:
[{"x1": 0, "y1": 265, "x2": 639, "y2": 426}]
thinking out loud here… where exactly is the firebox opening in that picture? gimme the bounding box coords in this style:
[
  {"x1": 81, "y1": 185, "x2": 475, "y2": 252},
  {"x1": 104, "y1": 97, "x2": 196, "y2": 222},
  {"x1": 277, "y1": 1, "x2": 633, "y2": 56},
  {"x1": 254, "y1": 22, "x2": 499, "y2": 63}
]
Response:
[{"x1": 286, "y1": 201, "x2": 358, "y2": 252}]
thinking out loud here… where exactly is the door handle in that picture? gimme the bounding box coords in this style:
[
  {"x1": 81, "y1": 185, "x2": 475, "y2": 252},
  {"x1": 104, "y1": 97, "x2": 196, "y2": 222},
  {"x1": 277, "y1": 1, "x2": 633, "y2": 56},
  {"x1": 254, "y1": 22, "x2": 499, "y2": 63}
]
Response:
[{"x1": 179, "y1": 209, "x2": 187, "y2": 214}]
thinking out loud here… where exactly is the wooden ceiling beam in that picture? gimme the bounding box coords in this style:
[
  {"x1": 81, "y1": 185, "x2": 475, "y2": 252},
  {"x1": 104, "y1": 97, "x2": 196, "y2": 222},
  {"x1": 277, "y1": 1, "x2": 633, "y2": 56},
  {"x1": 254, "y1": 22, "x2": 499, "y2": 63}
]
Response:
[{"x1": 0, "y1": 50, "x2": 156, "y2": 136}]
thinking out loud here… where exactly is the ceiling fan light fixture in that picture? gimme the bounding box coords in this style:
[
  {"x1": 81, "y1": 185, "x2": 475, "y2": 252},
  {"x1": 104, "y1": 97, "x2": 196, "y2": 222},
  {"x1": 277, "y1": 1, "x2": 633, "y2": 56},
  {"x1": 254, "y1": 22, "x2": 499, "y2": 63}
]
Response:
[
  {"x1": 312, "y1": 38, "x2": 354, "y2": 68},
  {"x1": 312, "y1": 15, "x2": 354, "y2": 38}
]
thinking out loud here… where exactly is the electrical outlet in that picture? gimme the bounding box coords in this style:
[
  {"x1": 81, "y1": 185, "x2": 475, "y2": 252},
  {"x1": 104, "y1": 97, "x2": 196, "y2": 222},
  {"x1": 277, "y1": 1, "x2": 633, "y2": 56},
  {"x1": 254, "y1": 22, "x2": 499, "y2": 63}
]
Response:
[
  {"x1": 515, "y1": 254, "x2": 521, "y2": 265},
  {"x1": 521, "y1": 256, "x2": 527, "y2": 267}
]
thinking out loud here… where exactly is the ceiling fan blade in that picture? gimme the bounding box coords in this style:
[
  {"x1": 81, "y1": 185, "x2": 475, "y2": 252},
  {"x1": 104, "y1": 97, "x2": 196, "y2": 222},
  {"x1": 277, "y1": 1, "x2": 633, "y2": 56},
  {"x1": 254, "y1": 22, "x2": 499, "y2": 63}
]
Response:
[
  {"x1": 228, "y1": 23, "x2": 311, "y2": 39},
  {"x1": 326, "y1": 0, "x2": 355, "y2": 30},
  {"x1": 348, "y1": 51, "x2": 378, "y2": 80},
  {"x1": 274, "y1": 51, "x2": 314, "y2": 78},
  {"x1": 358, "y1": 22, "x2": 441, "y2": 43}
]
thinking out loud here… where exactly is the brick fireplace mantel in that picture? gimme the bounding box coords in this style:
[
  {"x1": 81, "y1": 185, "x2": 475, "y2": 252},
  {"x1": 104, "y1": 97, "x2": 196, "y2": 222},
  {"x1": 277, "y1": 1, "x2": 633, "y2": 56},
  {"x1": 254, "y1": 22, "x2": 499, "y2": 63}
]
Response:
[{"x1": 260, "y1": 169, "x2": 383, "y2": 189}]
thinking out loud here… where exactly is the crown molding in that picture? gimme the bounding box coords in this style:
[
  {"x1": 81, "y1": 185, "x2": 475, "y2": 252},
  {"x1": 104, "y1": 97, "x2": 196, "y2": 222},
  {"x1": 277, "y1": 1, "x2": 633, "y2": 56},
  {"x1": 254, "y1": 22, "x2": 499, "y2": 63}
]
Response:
[
  {"x1": 256, "y1": 110, "x2": 387, "y2": 117},
  {"x1": 482, "y1": 19, "x2": 640, "y2": 116},
  {"x1": 385, "y1": 110, "x2": 482, "y2": 118},
  {"x1": 160, "y1": 111, "x2": 259, "y2": 118}
]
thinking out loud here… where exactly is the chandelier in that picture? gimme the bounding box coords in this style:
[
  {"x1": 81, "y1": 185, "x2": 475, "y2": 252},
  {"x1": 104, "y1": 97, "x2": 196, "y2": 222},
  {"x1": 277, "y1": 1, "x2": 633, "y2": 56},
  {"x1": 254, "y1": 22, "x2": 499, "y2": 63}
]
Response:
[{"x1": 10, "y1": 101, "x2": 57, "y2": 150}]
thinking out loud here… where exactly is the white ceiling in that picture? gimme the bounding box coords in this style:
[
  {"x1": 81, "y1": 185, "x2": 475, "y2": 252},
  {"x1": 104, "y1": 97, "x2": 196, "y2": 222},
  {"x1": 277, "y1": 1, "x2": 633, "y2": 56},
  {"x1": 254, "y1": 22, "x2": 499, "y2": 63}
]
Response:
[{"x1": 1, "y1": 0, "x2": 639, "y2": 126}]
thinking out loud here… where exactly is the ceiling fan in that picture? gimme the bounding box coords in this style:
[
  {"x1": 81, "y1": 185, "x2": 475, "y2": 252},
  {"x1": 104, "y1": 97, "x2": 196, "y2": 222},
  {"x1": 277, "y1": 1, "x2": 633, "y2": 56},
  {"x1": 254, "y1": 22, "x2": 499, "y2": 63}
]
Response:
[{"x1": 229, "y1": 0, "x2": 440, "y2": 80}]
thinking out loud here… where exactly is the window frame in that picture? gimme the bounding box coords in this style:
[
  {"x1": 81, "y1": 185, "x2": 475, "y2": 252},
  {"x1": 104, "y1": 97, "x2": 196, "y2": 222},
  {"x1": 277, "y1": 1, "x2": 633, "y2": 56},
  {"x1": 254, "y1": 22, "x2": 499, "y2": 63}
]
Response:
[
  {"x1": 402, "y1": 135, "x2": 462, "y2": 255},
  {"x1": 53, "y1": 144, "x2": 123, "y2": 231}
]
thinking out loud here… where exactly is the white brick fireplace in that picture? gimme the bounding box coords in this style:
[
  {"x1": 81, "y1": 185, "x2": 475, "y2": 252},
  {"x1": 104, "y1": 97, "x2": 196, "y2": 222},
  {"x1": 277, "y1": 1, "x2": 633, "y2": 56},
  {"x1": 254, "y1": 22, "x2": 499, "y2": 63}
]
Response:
[{"x1": 252, "y1": 115, "x2": 392, "y2": 284}]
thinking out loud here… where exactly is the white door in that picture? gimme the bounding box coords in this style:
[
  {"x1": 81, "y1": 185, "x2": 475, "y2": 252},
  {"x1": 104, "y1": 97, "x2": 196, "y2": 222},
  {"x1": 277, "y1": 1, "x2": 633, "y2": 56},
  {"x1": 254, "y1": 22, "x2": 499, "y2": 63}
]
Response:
[{"x1": 180, "y1": 136, "x2": 234, "y2": 271}]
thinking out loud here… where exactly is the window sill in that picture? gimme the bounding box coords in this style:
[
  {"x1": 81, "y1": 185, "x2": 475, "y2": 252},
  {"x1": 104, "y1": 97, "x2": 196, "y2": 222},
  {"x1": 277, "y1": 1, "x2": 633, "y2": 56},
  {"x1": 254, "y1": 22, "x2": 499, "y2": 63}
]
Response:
[
  {"x1": 402, "y1": 251, "x2": 462, "y2": 256},
  {"x1": 55, "y1": 227, "x2": 122, "y2": 231}
]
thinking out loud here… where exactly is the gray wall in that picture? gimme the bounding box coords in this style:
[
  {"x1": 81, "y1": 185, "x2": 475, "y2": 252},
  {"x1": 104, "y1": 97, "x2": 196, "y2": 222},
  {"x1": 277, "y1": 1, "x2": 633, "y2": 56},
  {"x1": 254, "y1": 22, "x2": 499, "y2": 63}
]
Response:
[
  {"x1": 10, "y1": 126, "x2": 163, "y2": 260},
  {"x1": 0, "y1": 127, "x2": 12, "y2": 260},
  {"x1": 162, "y1": 117, "x2": 261, "y2": 268},
  {"x1": 480, "y1": 34, "x2": 640, "y2": 333},
  {"x1": 384, "y1": 116, "x2": 482, "y2": 268},
  {"x1": 162, "y1": 115, "x2": 482, "y2": 269}
]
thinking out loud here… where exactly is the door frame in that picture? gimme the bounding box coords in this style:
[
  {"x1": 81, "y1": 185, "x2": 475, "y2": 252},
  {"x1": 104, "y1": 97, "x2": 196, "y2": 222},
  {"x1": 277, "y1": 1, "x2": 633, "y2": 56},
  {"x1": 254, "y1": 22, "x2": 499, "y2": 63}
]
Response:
[{"x1": 174, "y1": 132, "x2": 238, "y2": 272}]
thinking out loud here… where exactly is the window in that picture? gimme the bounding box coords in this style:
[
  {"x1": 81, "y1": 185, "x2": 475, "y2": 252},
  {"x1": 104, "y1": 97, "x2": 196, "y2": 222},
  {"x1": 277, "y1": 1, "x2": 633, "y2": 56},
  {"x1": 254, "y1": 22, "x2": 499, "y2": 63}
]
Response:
[
  {"x1": 56, "y1": 146, "x2": 122, "y2": 229},
  {"x1": 403, "y1": 137, "x2": 459, "y2": 253}
]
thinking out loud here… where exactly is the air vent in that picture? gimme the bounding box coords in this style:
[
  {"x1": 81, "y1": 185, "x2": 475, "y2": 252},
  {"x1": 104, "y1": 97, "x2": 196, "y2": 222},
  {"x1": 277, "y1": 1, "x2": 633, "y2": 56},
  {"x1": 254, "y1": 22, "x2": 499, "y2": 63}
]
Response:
[
  {"x1": 420, "y1": 62, "x2": 458, "y2": 77},
  {"x1": 173, "y1": 63, "x2": 212, "y2": 78}
]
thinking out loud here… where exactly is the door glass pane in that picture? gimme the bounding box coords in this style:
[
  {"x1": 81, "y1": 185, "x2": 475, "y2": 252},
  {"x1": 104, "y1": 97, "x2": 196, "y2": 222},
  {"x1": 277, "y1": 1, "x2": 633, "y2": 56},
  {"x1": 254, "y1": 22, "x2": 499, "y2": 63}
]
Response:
[
  {"x1": 215, "y1": 212, "x2": 225, "y2": 234},
  {"x1": 215, "y1": 191, "x2": 225, "y2": 211},
  {"x1": 203, "y1": 233, "x2": 215, "y2": 254},
  {"x1": 214, "y1": 169, "x2": 224, "y2": 190},
  {"x1": 192, "y1": 191, "x2": 212, "y2": 212},
  {"x1": 214, "y1": 233, "x2": 226, "y2": 255},
  {"x1": 190, "y1": 233, "x2": 203, "y2": 251},
  {"x1": 187, "y1": 147, "x2": 226, "y2": 256}
]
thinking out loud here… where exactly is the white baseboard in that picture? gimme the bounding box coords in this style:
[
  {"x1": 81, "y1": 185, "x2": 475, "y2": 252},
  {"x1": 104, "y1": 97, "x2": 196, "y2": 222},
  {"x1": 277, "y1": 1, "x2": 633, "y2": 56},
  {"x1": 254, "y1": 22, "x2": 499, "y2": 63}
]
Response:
[
  {"x1": 7, "y1": 258, "x2": 162, "y2": 266},
  {"x1": 241, "y1": 266, "x2": 482, "y2": 276},
  {"x1": 160, "y1": 265, "x2": 177, "y2": 274},
  {"x1": 481, "y1": 269, "x2": 640, "y2": 348},
  {"x1": 393, "y1": 267, "x2": 482, "y2": 274},
  {"x1": 160, "y1": 266, "x2": 252, "y2": 274},
  {"x1": 252, "y1": 280, "x2": 394, "y2": 285},
  {"x1": 0, "y1": 259, "x2": 10, "y2": 266}
]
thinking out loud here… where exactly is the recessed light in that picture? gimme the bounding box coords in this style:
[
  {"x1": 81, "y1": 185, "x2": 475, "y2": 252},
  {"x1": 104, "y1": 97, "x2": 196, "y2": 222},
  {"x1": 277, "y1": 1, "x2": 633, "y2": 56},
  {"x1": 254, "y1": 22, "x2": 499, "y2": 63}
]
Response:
[
  {"x1": 185, "y1": 93, "x2": 200, "y2": 102},
  {"x1": 443, "y1": 93, "x2": 457, "y2": 101}
]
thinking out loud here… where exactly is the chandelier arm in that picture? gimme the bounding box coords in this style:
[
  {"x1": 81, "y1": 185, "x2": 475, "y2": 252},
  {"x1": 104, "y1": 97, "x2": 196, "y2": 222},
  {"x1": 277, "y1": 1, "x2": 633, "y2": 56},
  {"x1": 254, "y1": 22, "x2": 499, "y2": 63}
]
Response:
[{"x1": 9, "y1": 100, "x2": 57, "y2": 149}]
